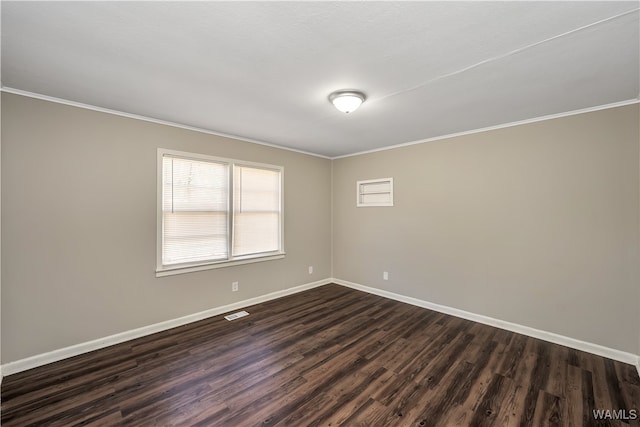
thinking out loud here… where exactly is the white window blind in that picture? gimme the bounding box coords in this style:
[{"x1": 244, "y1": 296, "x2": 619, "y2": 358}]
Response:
[
  {"x1": 162, "y1": 156, "x2": 229, "y2": 265},
  {"x1": 158, "y1": 149, "x2": 284, "y2": 275},
  {"x1": 233, "y1": 166, "x2": 281, "y2": 257}
]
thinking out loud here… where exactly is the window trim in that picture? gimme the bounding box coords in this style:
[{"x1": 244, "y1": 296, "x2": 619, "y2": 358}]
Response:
[
  {"x1": 156, "y1": 148, "x2": 285, "y2": 277},
  {"x1": 356, "y1": 177, "x2": 394, "y2": 207}
]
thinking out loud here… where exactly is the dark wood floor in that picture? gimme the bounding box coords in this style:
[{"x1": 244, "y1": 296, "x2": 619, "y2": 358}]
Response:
[{"x1": 2, "y1": 284, "x2": 639, "y2": 426}]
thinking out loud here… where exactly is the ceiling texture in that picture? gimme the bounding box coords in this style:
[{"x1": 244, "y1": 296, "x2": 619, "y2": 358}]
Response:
[{"x1": 2, "y1": 1, "x2": 639, "y2": 158}]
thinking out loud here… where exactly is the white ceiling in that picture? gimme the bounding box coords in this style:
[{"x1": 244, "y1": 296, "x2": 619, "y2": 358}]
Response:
[{"x1": 2, "y1": 1, "x2": 639, "y2": 158}]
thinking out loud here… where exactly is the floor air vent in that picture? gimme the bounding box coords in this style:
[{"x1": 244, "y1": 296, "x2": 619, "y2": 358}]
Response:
[{"x1": 224, "y1": 310, "x2": 249, "y2": 321}]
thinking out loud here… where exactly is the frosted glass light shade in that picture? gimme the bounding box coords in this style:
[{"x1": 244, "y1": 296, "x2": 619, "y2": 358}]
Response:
[{"x1": 329, "y1": 91, "x2": 366, "y2": 113}]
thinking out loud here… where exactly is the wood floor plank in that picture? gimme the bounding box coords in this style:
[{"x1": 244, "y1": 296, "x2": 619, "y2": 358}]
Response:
[
  {"x1": 323, "y1": 367, "x2": 395, "y2": 426},
  {"x1": 437, "y1": 341, "x2": 508, "y2": 426},
  {"x1": 468, "y1": 373, "x2": 515, "y2": 427},
  {"x1": 519, "y1": 340, "x2": 554, "y2": 426},
  {"x1": 562, "y1": 364, "x2": 586, "y2": 426},
  {"x1": 2, "y1": 283, "x2": 638, "y2": 426},
  {"x1": 339, "y1": 397, "x2": 392, "y2": 426},
  {"x1": 621, "y1": 382, "x2": 640, "y2": 427},
  {"x1": 530, "y1": 390, "x2": 562, "y2": 427}
]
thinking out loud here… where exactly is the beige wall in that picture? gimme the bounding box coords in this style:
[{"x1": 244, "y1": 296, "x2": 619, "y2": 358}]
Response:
[
  {"x1": 1, "y1": 93, "x2": 332, "y2": 363},
  {"x1": 2, "y1": 92, "x2": 639, "y2": 365},
  {"x1": 333, "y1": 104, "x2": 640, "y2": 354}
]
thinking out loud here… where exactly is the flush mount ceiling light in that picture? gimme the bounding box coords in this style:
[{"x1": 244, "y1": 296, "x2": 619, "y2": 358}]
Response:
[{"x1": 329, "y1": 90, "x2": 366, "y2": 113}]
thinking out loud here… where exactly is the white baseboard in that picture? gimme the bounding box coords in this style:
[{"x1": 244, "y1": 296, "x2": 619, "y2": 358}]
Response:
[
  {"x1": 1, "y1": 278, "x2": 332, "y2": 377},
  {"x1": 332, "y1": 278, "x2": 640, "y2": 367},
  {"x1": 3, "y1": 277, "x2": 638, "y2": 379}
]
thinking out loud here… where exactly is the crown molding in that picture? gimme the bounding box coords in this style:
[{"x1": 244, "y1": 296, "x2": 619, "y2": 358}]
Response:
[
  {"x1": 2, "y1": 87, "x2": 637, "y2": 162},
  {"x1": 0, "y1": 87, "x2": 331, "y2": 160},
  {"x1": 332, "y1": 98, "x2": 640, "y2": 159}
]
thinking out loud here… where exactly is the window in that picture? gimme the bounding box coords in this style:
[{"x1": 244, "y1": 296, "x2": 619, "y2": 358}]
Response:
[
  {"x1": 157, "y1": 149, "x2": 283, "y2": 276},
  {"x1": 357, "y1": 177, "x2": 394, "y2": 207}
]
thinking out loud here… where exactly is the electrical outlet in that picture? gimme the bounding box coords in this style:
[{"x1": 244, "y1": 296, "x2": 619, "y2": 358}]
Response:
[
  {"x1": 232, "y1": 281, "x2": 239, "y2": 292},
  {"x1": 383, "y1": 271, "x2": 389, "y2": 280},
  {"x1": 308, "y1": 266, "x2": 313, "y2": 274}
]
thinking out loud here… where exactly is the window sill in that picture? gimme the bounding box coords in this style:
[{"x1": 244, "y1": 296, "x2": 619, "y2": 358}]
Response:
[{"x1": 156, "y1": 253, "x2": 286, "y2": 277}]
